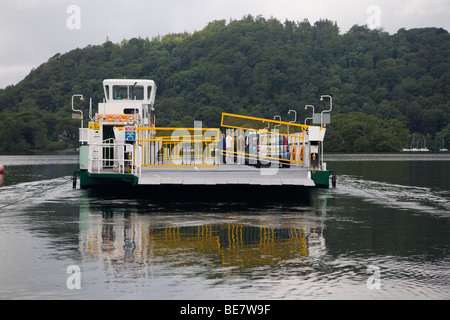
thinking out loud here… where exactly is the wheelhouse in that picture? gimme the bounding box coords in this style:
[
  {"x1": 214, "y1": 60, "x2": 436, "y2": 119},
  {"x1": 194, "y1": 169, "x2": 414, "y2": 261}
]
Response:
[{"x1": 98, "y1": 79, "x2": 157, "y2": 126}]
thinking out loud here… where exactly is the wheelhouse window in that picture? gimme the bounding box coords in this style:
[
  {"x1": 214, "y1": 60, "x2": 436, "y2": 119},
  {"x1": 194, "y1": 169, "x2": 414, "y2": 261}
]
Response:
[
  {"x1": 130, "y1": 85, "x2": 144, "y2": 100},
  {"x1": 147, "y1": 86, "x2": 153, "y2": 100},
  {"x1": 105, "y1": 85, "x2": 110, "y2": 100},
  {"x1": 113, "y1": 85, "x2": 128, "y2": 100},
  {"x1": 113, "y1": 85, "x2": 144, "y2": 100}
]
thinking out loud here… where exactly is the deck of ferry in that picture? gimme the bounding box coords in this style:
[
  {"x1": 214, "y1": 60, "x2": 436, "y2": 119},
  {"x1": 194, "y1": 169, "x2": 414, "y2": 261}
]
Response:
[{"x1": 137, "y1": 164, "x2": 315, "y2": 187}]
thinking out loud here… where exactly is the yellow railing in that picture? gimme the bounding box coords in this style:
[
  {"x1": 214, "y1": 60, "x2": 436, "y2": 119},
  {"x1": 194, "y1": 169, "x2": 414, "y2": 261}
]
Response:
[
  {"x1": 136, "y1": 127, "x2": 220, "y2": 167},
  {"x1": 220, "y1": 128, "x2": 306, "y2": 166},
  {"x1": 221, "y1": 112, "x2": 312, "y2": 134},
  {"x1": 134, "y1": 113, "x2": 311, "y2": 167},
  {"x1": 221, "y1": 113, "x2": 308, "y2": 165}
]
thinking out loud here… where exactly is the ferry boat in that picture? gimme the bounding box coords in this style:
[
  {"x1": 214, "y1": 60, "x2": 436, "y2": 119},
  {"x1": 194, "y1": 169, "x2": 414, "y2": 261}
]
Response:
[{"x1": 73, "y1": 79, "x2": 333, "y2": 195}]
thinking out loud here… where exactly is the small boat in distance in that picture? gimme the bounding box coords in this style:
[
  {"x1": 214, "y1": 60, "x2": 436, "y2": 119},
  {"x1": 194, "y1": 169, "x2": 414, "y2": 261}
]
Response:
[{"x1": 402, "y1": 134, "x2": 429, "y2": 152}]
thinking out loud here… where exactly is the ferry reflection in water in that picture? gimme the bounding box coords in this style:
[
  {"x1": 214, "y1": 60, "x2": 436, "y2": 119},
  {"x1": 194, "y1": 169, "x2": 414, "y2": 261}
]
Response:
[{"x1": 77, "y1": 191, "x2": 328, "y2": 280}]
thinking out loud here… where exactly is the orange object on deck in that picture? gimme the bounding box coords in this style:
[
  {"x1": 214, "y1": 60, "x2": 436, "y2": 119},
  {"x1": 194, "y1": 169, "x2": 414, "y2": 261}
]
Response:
[{"x1": 96, "y1": 114, "x2": 137, "y2": 123}]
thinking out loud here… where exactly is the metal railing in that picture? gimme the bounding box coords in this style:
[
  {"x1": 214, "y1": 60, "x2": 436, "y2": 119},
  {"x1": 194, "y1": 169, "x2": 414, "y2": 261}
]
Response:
[
  {"x1": 220, "y1": 113, "x2": 309, "y2": 166},
  {"x1": 135, "y1": 126, "x2": 305, "y2": 168},
  {"x1": 88, "y1": 138, "x2": 139, "y2": 175},
  {"x1": 223, "y1": 129, "x2": 306, "y2": 167},
  {"x1": 136, "y1": 127, "x2": 220, "y2": 167}
]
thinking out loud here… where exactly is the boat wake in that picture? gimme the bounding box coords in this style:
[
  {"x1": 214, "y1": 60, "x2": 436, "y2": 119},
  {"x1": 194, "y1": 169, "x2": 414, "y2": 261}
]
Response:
[
  {"x1": 0, "y1": 176, "x2": 74, "y2": 213},
  {"x1": 334, "y1": 175, "x2": 450, "y2": 217}
]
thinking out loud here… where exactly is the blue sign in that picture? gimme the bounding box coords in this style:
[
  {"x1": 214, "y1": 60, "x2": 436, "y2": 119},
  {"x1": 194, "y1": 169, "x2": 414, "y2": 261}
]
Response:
[
  {"x1": 124, "y1": 126, "x2": 136, "y2": 141},
  {"x1": 125, "y1": 131, "x2": 136, "y2": 141}
]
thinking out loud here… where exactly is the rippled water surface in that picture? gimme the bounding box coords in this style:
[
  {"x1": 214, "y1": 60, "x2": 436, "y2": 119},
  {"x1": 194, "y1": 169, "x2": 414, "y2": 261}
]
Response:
[{"x1": 0, "y1": 154, "x2": 448, "y2": 299}]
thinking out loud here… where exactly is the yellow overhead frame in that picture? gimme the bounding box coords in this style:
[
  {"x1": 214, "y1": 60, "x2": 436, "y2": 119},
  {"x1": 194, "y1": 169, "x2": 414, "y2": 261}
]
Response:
[{"x1": 220, "y1": 112, "x2": 316, "y2": 134}]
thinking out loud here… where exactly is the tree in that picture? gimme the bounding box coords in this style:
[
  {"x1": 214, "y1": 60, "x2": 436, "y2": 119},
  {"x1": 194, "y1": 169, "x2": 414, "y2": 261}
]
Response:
[{"x1": 1, "y1": 18, "x2": 450, "y2": 153}]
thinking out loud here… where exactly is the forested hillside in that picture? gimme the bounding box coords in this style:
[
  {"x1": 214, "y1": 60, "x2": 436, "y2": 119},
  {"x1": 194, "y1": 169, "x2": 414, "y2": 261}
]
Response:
[{"x1": 1, "y1": 16, "x2": 449, "y2": 154}]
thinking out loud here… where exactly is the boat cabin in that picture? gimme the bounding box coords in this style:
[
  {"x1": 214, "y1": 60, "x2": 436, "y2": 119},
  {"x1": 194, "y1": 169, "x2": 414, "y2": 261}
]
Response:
[{"x1": 97, "y1": 79, "x2": 157, "y2": 126}]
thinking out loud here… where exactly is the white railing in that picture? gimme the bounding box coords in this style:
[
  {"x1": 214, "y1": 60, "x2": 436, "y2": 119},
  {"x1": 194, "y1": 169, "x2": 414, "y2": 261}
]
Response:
[
  {"x1": 88, "y1": 138, "x2": 141, "y2": 176},
  {"x1": 79, "y1": 128, "x2": 89, "y2": 143}
]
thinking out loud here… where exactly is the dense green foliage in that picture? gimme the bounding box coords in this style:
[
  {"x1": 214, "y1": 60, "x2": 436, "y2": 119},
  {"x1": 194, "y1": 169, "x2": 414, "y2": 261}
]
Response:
[{"x1": 1, "y1": 16, "x2": 450, "y2": 153}]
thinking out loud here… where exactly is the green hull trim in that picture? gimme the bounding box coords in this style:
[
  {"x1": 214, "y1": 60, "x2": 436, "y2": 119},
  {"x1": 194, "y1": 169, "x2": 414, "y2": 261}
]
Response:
[
  {"x1": 74, "y1": 170, "x2": 332, "y2": 189},
  {"x1": 311, "y1": 170, "x2": 333, "y2": 188},
  {"x1": 76, "y1": 170, "x2": 138, "y2": 189}
]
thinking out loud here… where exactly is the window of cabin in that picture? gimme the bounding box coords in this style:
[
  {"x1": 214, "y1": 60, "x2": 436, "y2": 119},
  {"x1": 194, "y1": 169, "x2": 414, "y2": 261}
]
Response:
[
  {"x1": 113, "y1": 85, "x2": 128, "y2": 100},
  {"x1": 130, "y1": 85, "x2": 144, "y2": 100},
  {"x1": 105, "y1": 85, "x2": 110, "y2": 100},
  {"x1": 124, "y1": 108, "x2": 139, "y2": 114},
  {"x1": 147, "y1": 86, "x2": 153, "y2": 100}
]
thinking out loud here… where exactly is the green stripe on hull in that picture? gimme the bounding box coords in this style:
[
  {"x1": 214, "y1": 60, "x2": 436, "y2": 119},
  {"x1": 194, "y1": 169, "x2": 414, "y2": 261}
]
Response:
[
  {"x1": 311, "y1": 170, "x2": 332, "y2": 188},
  {"x1": 76, "y1": 171, "x2": 138, "y2": 189},
  {"x1": 75, "y1": 170, "x2": 332, "y2": 189}
]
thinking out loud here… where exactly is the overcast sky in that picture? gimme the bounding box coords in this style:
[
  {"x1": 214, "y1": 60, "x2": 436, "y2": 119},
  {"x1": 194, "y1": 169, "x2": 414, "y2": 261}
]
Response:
[{"x1": 1, "y1": 0, "x2": 449, "y2": 89}]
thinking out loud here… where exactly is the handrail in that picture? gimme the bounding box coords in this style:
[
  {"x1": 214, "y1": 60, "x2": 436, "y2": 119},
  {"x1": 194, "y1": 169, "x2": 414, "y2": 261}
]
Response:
[
  {"x1": 88, "y1": 139, "x2": 138, "y2": 175},
  {"x1": 135, "y1": 127, "x2": 305, "y2": 167},
  {"x1": 135, "y1": 127, "x2": 220, "y2": 167}
]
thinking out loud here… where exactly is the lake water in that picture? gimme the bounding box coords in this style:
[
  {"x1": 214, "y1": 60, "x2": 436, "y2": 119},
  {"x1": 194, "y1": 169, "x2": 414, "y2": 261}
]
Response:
[{"x1": 0, "y1": 154, "x2": 448, "y2": 300}]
